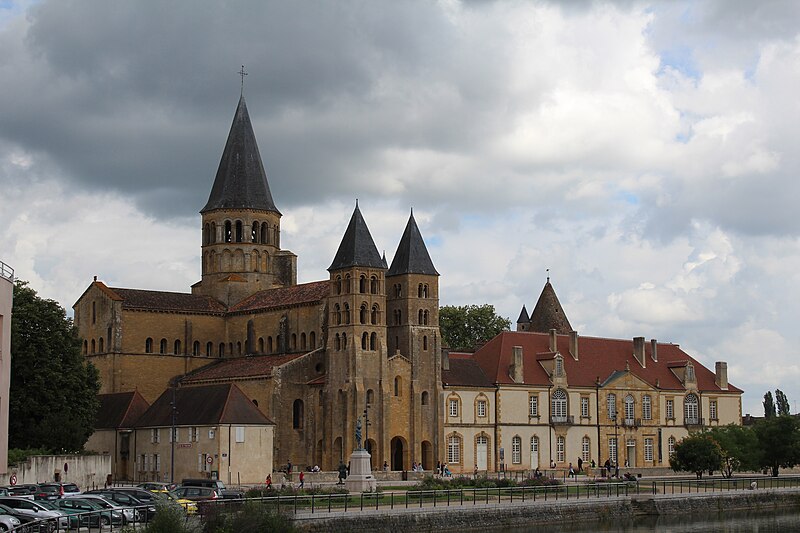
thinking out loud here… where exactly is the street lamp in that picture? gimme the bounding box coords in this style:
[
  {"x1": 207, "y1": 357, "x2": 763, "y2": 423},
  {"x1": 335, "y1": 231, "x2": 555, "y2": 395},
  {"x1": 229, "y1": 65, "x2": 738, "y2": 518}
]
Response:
[{"x1": 363, "y1": 404, "x2": 372, "y2": 455}]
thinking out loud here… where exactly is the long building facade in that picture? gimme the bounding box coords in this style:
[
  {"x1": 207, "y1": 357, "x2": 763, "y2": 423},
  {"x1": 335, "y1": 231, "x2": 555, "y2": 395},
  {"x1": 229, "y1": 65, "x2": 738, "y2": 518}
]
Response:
[{"x1": 77, "y1": 95, "x2": 741, "y2": 481}]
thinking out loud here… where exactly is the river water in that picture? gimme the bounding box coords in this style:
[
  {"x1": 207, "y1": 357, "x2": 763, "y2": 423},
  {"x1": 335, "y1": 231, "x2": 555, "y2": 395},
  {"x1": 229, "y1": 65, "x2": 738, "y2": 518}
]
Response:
[{"x1": 504, "y1": 507, "x2": 800, "y2": 532}]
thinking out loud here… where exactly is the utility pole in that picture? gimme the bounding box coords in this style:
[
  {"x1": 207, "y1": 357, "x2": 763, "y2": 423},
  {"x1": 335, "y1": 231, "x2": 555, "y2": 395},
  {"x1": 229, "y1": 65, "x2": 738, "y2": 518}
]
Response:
[{"x1": 170, "y1": 384, "x2": 177, "y2": 484}]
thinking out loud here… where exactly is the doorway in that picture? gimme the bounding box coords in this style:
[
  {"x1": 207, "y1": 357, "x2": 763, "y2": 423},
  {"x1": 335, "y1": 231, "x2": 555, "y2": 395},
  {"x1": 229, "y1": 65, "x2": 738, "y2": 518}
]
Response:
[
  {"x1": 421, "y1": 441, "x2": 433, "y2": 470},
  {"x1": 476, "y1": 436, "x2": 488, "y2": 471},
  {"x1": 626, "y1": 439, "x2": 636, "y2": 468},
  {"x1": 391, "y1": 437, "x2": 405, "y2": 471}
]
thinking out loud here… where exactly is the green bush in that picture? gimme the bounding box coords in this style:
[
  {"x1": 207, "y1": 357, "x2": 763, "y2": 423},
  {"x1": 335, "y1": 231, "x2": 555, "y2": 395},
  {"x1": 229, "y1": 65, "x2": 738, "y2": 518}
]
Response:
[
  {"x1": 202, "y1": 501, "x2": 296, "y2": 533},
  {"x1": 7, "y1": 447, "x2": 52, "y2": 465},
  {"x1": 121, "y1": 503, "x2": 199, "y2": 533}
]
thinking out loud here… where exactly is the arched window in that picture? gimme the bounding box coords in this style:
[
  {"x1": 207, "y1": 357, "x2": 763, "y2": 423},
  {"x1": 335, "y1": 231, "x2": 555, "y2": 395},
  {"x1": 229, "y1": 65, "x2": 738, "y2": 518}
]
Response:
[
  {"x1": 219, "y1": 343, "x2": 225, "y2": 357},
  {"x1": 684, "y1": 393, "x2": 699, "y2": 424},
  {"x1": 267, "y1": 336, "x2": 273, "y2": 353},
  {"x1": 624, "y1": 395, "x2": 635, "y2": 424},
  {"x1": 251, "y1": 221, "x2": 259, "y2": 243},
  {"x1": 359, "y1": 275, "x2": 367, "y2": 293},
  {"x1": 342, "y1": 333, "x2": 347, "y2": 350},
  {"x1": 418, "y1": 284, "x2": 423, "y2": 297},
  {"x1": 310, "y1": 331, "x2": 316, "y2": 349},
  {"x1": 423, "y1": 310, "x2": 429, "y2": 325},
  {"x1": 210, "y1": 222, "x2": 217, "y2": 244},
  {"x1": 371, "y1": 305, "x2": 378, "y2": 325},
  {"x1": 291, "y1": 334, "x2": 297, "y2": 351},
  {"x1": 344, "y1": 303, "x2": 350, "y2": 324},
  {"x1": 344, "y1": 274, "x2": 351, "y2": 294},
  {"x1": 423, "y1": 336, "x2": 428, "y2": 350},
  {"x1": 394, "y1": 284, "x2": 402, "y2": 297},
  {"x1": 582, "y1": 436, "x2": 591, "y2": 462},
  {"x1": 235, "y1": 220, "x2": 243, "y2": 242},
  {"x1": 98, "y1": 338, "x2": 104, "y2": 352},
  {"x1": 512, "y1": 436, "x2": 522, "y2": 464},
  {"x1": 551, "y1": 389, "x2": 568, "y2": 423},
  {"x1": 362, "y1": 332, "x2": 369, "y2": 350},
  {"x1": 224, "y1": 220, "x2": 232, "y2": 242},
  {"x1": 174, "y1": 339, "x2": 182, "y2": 355},
  {"x1": 370, "y1": 275, "x2": 378, "y2": 294},
  {"x1": 292, "y1": 399, "x2": 304, "y2": 429},
  {"x1": 203, "y1": 223, "x2": 210, "y2": 245},
  {"x1": 394, "y1": 309, "x2": 401, "y2": 325},
  {"x1": 83, "y1": 340, "x2": 88, "y2": 354},
  {"x1": 145, "y1": 338, "x2": 153, "y2": 353},
  {"x1": 261, "y1": 223, "x2": 268, "y2": 244},
  {"x1": 607, "y1": 393, "x2": 617, "y2": 420},
  {"x1": 447, "y1": 434, "x2": 462, "y2": 464},
  {"x1": 394, "y1": 376, "x2": 402, "y2": 397},
  {"x1": 360, "y1": 304, "x2": 368, "y2": 325},
  {"x1": 668, "y1": 436, "x2": 676, "y2": 456},
  {"x1": 556, "y1": 436, "x2": 565, "y2": 462},
  {"x1": 335, "y1": 334, "x2": 341, "y2": 351},
  {"x1": 91, "y1": 339, "x2": 96, "y2": 354},
  {"x1": 421, "y1": 391, "x2": 429, "y2": 405},
  {"x1": 642, "y1": 395, "x2": 652, "y2": 420},
  {"x1": 423, "y1": 284, "x2": 429, "y2": 298},
  {"x1": 335, "y1": 304, "x2": 341, "y2": 325},
  {"x1": 418, "y1": 309, "x2": 423, "y2": 324},
  {"x1": 335, "y1": 276, "x2": 342, "y2": 295},
  {"x1": 160, "y1": 338, "x2": 167, "y2": 354},
  {"x1": 258, "y1": 337, "x2": 264, "y2": 353},
  {"x1": 555, "y1": 355, "x2": 564, "y2": 377},
  {"x1": 193, "y1": 341, "x2": 200, "y2": 356},
  {"x1": 206, "y1": 342, "x2": 213, "y2": 356},
  {"x1": 370, "y1": 332, "x2": 377, "y2": 350},
  {"x1": 366, "y1": 389, "x2": 375, "y2": 405},
  {"x1": 300, "y1": 333, "x2": 306, "y2": 350},
  {"x1": 236, "y1": 341, "x2": 242, "y2": 355}
]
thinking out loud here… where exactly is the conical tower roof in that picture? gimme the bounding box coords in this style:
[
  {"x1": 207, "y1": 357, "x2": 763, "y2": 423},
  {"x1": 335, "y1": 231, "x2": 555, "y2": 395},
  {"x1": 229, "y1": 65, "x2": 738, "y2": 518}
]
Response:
[
  {"x1": 328, "y1": 203, "x2": 385, "y2": 271},
  {"x1": 517, "y1": 305, "x2": 529, "y2": 323},
  {"x1": 387, "y1": 212, "x2": 439, "y2": 276},
  {"x1": 528, "y1": 280, "x2": 572, "y2": 334},
  {"x1": 202, "y1": 96, "x2": 279, "y2": 214}
]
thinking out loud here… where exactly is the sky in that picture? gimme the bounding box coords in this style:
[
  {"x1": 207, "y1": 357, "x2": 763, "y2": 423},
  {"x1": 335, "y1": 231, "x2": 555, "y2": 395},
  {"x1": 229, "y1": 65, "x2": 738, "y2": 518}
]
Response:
[{"x1": 1, "y1": 0, "x2": 798, "y2": 416}]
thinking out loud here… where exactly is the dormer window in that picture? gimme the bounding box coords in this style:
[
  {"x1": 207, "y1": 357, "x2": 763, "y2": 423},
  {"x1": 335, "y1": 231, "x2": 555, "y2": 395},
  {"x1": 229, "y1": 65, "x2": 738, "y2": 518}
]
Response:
[
  {"x1": 686, "y1": 363, "x2": 695, "y2": 382},
  {"x1": 555, "y1": 355, "x2": 564, "y2": 377}
]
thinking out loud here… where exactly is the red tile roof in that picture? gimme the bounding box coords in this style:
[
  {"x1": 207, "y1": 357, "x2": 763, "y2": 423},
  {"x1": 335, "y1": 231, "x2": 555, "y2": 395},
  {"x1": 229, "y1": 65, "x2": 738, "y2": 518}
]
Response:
[
  {"x1": 110, "y1": 287, "x2": 226, "y2": 314},
  {"x1": 443, "y1": 353, "x2": 493, "y2": 388},
  {"x1": 137, "y1": 384, "x2": 273, "y2": 426},
  {"x1": 229, "y1": 280, "x2": 330, "y2": 313},
  {"x1": 472, "y1": 331, "x2": 741, "y2": 393},
  {"x1": 95, "y1": 391, "x2": 150, "y2": 429},
  {"x1": 182, "y1": 353, "x2": 305, "y2": 383}
]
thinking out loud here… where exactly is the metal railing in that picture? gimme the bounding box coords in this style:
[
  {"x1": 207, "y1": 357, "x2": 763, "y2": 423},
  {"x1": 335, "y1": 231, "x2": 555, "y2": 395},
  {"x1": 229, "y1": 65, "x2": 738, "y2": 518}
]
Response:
[
  {"x1": 684, "y1": 417, "x2": 705, "y2": 427},
  {"x1": 0, "y1": 260, "x2": 13, "y2": 282},
  {"x1": 651, "y1": 475, "x2": 800, "y2": 495},
  {"x1": 10, "y1": 503, "x2": 162, "y2": 532},
  {"x1": 550, "y1": 415, "x2": 574, "y2": 425}
]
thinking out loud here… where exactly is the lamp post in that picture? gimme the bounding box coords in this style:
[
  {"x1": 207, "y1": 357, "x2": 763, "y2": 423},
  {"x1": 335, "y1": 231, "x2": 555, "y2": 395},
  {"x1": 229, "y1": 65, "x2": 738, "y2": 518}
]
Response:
[
  {"x1": 170, "y1": 385, "x2": 177, "y2": 484},
  {"x1": 363, "y1": 404, "x2": 372, "y2": 454}
]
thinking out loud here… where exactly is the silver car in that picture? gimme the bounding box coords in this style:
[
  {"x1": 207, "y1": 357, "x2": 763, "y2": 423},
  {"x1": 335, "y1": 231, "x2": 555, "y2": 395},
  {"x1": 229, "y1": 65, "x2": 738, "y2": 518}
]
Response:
[
  {"x1": 0, "y1": 497, "x2": 68, "y2": 529},
  {"x1": 65, "y1": 493, "x2": 138, "y2": 523},
  {"x1": 0, "y1": 504, "x2": 22, "y2": 531}
]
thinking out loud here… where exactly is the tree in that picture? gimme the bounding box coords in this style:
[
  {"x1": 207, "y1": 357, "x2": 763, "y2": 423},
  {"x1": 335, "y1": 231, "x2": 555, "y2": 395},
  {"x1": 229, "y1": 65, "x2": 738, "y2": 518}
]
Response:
[
  {"x1": 775, "y1": 389, "x2": 791, "y2": 416},
  {"x1": 9, "y1": 281, "x2": 100, "y2": 452},
  {"x1": 763, "y1": 391, "x2": 776, "y2": 418},
  {"x1": 669, "y1": 434, "x2": 722, "y2": 479},
  {"x1": 439, "y1": 304, "x2": 511, "y2": 352},
  {"x1": 705, "y1": 425, "x2": 759, "y2": 478},
  {"x1": 753, "y1": 414, "x2": 800, "y2": 477}
]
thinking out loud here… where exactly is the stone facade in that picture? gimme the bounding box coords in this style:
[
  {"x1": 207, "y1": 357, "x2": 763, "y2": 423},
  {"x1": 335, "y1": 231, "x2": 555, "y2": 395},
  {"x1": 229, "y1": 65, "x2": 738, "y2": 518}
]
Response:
[{"x1": 0, "y1": 260, "x2": 13, "y2": 474}]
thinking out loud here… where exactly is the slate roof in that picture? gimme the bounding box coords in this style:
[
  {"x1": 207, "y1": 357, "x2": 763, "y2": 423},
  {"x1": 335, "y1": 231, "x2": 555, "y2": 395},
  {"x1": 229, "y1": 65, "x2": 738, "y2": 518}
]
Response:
[
  {"x1": 387, "y1": 213, "x2": 439, "y2": 276},
  {"x1": 328, "y1": 204, "x2": 385, "y2": 271},
  {"x1": 527, "y1": 281, "x2": 572, "y2": 334},
  {"x1": 136, "y1": 384, "x2": 273, "y2": 427},
  {"x1": 470, "y1": 331, "x2": 741, "y2": 393},
  {"x1": 443, "y1": 353, "x2": 493, "y2": 388},
  {"x1": 201, "y1": 96, "x2": 279, "y2": 214},
  {"x1": 110, "y1": 288, "x2": 226, "y2": 314},
  {"x1": 229, "y1": 280, "x2": 329, "y2": 313},
  {"x1": 182, "y1": 353, "x2": 304, "y2": 383},
  {"x1": 95, "y1": 391, "x2": 150, "y2": 429},
  {"x1": 516, "y1": 305, "x2": 529, "y2": 324}
]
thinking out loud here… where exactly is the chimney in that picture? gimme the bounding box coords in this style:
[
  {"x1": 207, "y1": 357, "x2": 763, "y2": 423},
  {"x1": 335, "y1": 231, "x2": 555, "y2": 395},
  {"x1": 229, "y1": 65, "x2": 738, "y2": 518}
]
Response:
[
  {"x1": 633, "y1": 337, "x2": 645, "y2": 368},
  {"x1": 650, "y1": 339, "x2": 658, "y2": 362},
  {"x1": 715, "y1": 361, "x2": 728, "y2": 390},
  {"x1": 569, "y1": 331, "x2": 579, "y2": 361},
  {"x1": 549, "y1": 329, "x2": 557, "y2": 352},
  {"x1": 442, "y1": 348, "x2": 450, "y2": 371},
  {"x1": 510, "y1": 346, "x2": 524, "y2": 383}
]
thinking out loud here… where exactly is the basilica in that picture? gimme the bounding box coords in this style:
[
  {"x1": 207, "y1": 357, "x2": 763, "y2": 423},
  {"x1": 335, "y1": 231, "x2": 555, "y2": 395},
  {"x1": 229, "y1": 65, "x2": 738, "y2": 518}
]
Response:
[{"x1": 79, "y1": 95, "x2": 742, "y2": 483}]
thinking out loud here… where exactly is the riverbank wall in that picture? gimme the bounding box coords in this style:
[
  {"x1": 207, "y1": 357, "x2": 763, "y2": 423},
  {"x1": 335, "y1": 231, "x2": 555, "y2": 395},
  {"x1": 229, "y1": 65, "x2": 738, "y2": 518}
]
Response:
[{"x1": 293, "y1": 488, "x2": 800, "y2": 532}]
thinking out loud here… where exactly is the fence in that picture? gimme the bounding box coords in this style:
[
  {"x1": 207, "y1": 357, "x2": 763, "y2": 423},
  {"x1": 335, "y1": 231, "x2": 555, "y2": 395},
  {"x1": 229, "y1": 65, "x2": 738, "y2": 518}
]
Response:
[
  {"x1": 0, "y1": 260, "x2": 12, "y2": 281},
  {"x1": 652, "y1": 475, "x2": 800, "y2": 495}
]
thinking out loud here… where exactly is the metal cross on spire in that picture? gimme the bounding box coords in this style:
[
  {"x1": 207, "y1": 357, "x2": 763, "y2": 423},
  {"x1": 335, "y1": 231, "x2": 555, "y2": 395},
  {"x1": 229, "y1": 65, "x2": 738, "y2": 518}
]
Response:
[
  {"x1": 546, "y1": 268, "x2": 550, "y2": 283},
  {"x1": 238, "y1": 65, "x2": 248, "y2": 96}
]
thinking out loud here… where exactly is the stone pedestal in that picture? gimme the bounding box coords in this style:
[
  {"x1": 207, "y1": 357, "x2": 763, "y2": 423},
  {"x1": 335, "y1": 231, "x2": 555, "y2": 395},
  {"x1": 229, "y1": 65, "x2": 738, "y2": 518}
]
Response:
[{"x1": 345, "y1": 449, "x2": 377, "y2": 493}]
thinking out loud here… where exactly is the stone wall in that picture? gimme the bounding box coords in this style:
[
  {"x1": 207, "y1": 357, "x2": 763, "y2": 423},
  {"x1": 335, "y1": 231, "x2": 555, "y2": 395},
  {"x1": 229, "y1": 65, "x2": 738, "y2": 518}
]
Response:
[
  {"x1": 293, "y1": 489, "x2": 800, "y2": 532},
  {"x1": 1, "y1": 455, "x2": 111, "y2": 490}
]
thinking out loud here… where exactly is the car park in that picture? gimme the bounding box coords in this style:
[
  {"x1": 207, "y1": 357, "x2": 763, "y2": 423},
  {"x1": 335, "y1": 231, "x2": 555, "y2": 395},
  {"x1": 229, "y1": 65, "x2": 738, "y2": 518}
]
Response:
[
  {"x1": 0, "y1": 504, "x2": 22, "y2": 531},
  {"x1": 84, "y1": 490, "x2": 157, "y2": 520},
  {"x1": 0, "y1": 497, "x2": 68, "y2": 530},
  {"x1": 65, "y1": 494, "x2": 137, "y2": 524}
]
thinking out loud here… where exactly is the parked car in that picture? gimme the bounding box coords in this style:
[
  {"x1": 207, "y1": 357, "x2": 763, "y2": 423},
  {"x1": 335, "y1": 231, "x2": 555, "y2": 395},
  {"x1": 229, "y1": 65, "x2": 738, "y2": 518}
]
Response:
[
  {"x1": 60, "y1": 483, "x2": 80, "y2": 496},
  {"x1": 32, "y1": 485, "x2": 61, "y2": 501},
  {"x1": 148, "y1": 489, "x2": 198, "y2": 515},
  {"x1": 0, "y1": 497, "x2": 69, "y2": 530},
  {"x1": 0, "y1": 504, "x2": 22, "y2": 532},
  {"x1": 53, "y1": 498, "x2": 124, "y2": 528},
  {"x1": 65, "y1": 494, "x2": 137, "y2": 524},
  {"x1": 7, "y1": 485, "x2": 37, "y2": 499},
  {"x1": 180, "y1": 478, "x2": 244, "y2": 499},
  {"x1": 138, "y1": 481, "x2": 177, "y2": 491},
  {"x1": 172, "y1": 486, "x2": 219, "y2": 502},
  {"x1": 84, "y1": 490, "x2": 156, "y2": 521}
]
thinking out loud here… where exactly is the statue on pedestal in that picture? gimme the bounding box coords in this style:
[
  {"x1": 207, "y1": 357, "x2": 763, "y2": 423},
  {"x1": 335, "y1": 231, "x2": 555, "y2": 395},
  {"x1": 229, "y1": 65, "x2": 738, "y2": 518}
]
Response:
[{"x1": 355, "y1": 416, "x2": 363, "y2": 450}]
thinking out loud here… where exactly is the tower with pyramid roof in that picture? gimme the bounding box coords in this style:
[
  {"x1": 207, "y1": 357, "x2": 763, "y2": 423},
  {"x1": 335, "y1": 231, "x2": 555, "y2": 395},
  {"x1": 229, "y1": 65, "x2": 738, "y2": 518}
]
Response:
[
  {"x1": 193, "y1": 96, "x2": 297, "y2": 306},
  {"x1": 517, "y1": 278, "x2": 573, "y2": 334}
]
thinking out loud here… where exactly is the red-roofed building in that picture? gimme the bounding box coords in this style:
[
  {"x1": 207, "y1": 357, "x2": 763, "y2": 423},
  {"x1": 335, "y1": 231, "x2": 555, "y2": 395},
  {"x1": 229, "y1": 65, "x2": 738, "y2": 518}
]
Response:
[{"x1": 441, "y1": 281, "x2": 741, "y2": 475}]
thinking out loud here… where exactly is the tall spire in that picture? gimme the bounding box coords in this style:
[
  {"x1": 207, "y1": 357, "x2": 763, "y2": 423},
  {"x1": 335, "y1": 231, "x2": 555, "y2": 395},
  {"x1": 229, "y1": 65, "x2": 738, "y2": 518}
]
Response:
[
  {"x1": 528, "y1": 279, "x2": 572, "y2": 334},
  {"x1": 201, "y1": 96, "x2": 279, "y2": 214},
  {"x1": 328, "y1": 204, "x2": 384, "y2": 271},
  {"x1": 387, "y1": 212, "x2": 439, "y2": 276}
]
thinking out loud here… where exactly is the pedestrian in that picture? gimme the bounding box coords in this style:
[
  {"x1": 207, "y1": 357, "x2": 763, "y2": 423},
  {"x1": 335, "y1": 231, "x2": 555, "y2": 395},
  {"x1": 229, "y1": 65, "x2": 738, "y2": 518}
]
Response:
[
  {"x1": 299, "y1": 471, "x2": 305, "y2": 489},
  {"x1": 337, "y1": 462, "x2": 347, "y2": 484},
  {"x1": 436, "y1": 461, "x2": 441, "y2": 476},
  {"x1": 591, "y1": 459, "x2": 596, "y2": 469},
  {"x1": 615, "y1": 462, "x2": 620, "y2": 478},
  {"x1": 287, "y1": 460, "x2": 292, "y2": 475},
  {"x1": 604, "y1": 458, "x2": 611, "y2": 476},
  {"x1": 568, "y1": 462, "x2": 574, "y2": 478},
  {"x1": 383, "y1": 461, "x2": 389, "y2": 472},
  {"x1": 474, "y1": 465, "x2": 479, "y2": 478},
  {"x1": 550, "y1": 459, "x2": 556, "y2": 469},
  {"x1": 577, "y1": 457, "x2": 583, "y2": 473},
  {"x1": 266, "y1": 474, "x2": 272, "y2": 490}
]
